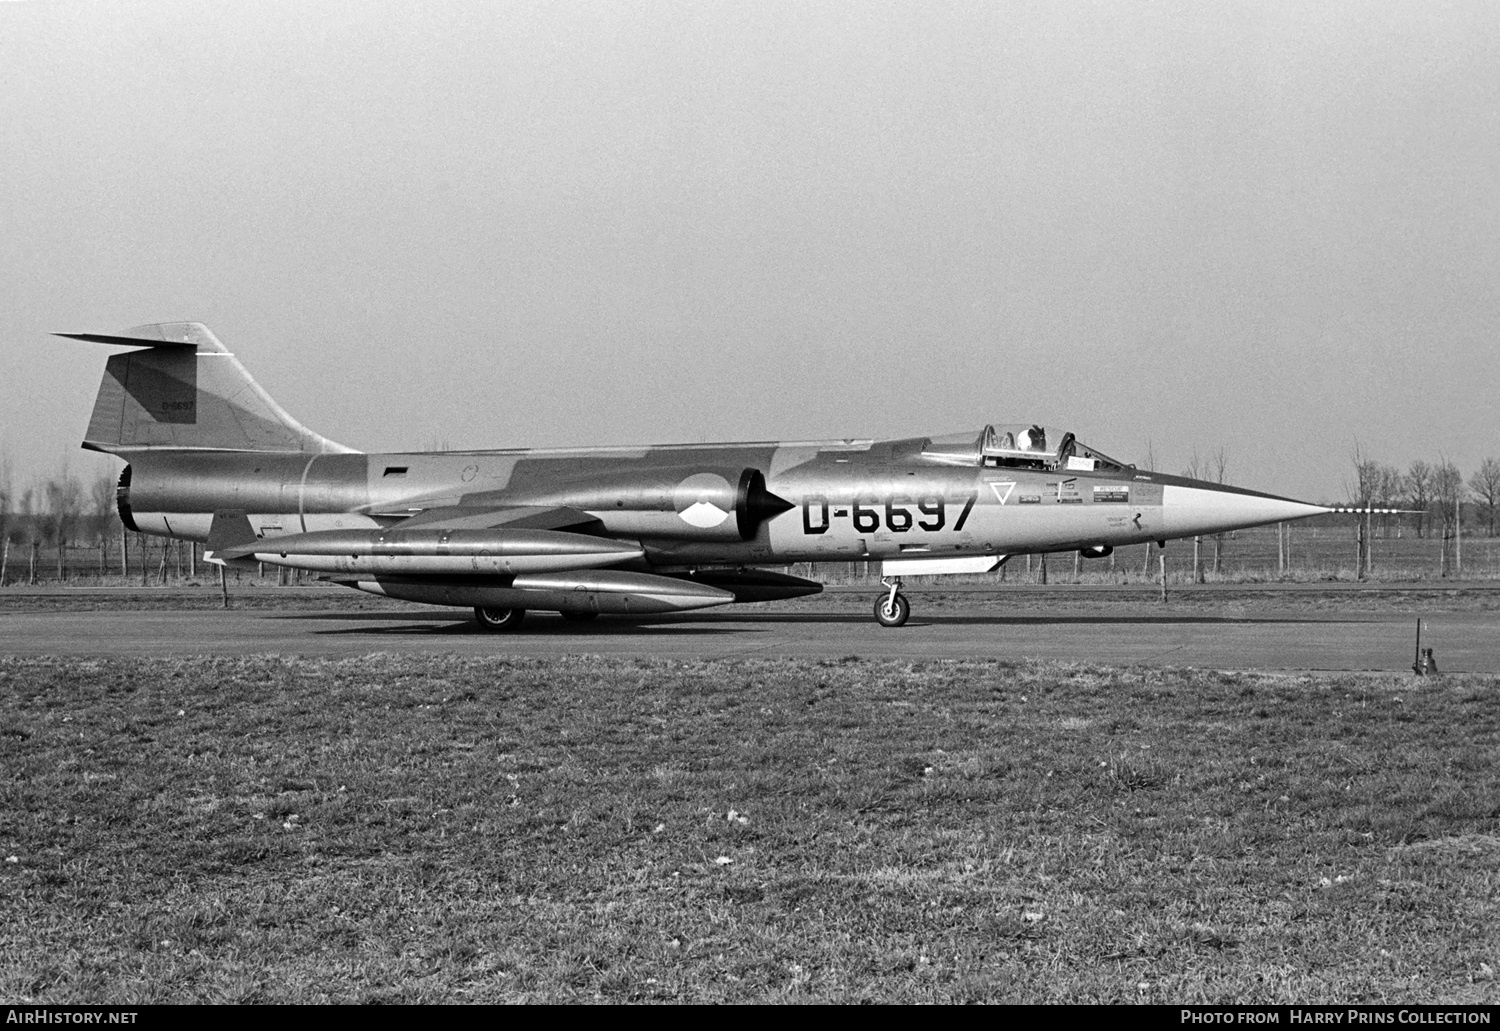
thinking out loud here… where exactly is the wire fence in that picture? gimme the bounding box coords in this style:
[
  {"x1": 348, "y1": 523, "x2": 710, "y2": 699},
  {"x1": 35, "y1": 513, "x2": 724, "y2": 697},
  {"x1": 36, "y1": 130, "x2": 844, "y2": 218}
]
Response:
[{"x1": 3, "y1": 521, "x2": 1497, "y2": 587}]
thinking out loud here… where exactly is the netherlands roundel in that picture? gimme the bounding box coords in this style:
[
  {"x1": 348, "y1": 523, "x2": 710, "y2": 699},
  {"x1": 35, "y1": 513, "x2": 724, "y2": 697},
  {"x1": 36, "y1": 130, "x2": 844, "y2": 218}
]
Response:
[{"x1": 674, "y1": 472, "x2": 732, "y2": 528}]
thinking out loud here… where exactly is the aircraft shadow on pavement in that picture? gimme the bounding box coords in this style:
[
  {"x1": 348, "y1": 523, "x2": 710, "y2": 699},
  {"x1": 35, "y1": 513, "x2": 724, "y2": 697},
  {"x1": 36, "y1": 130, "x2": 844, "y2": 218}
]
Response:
[
  {"x1": 309, "y1": 618, "x2": 749, "y2": 637},
  {"x1": 288, "y1": 610, "x2": 1346, "y2": 634},
  {"x1": 636, "y1": 611, "x2": 1347, "y2": 628}
]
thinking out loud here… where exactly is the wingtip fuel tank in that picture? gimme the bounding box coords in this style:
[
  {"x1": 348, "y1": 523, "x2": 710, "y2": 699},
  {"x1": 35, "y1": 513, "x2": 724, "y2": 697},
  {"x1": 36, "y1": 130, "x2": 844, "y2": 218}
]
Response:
[{"x1": 219, "y1": 526, "x2": 645, "y2": 576}]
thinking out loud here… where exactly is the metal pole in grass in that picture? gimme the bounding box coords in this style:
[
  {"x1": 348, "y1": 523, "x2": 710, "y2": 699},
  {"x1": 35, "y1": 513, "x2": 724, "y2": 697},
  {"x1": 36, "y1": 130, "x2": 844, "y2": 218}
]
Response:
[
  {"x1": 219, "y1": 563, "x2": 229, "y2": 609},
  {"x1": 1456, "y1": 492, "x2": 1462, "y2": 577},
  {"x1": 1355, "y1": 512, "x2": 1364, "y2": 581}
]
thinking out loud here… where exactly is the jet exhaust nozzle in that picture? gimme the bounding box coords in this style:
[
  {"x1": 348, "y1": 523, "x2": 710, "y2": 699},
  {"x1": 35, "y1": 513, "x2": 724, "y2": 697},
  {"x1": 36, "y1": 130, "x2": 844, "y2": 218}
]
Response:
[{"x1": 116, "y1": 464, "x2": 138, "y2": 533}]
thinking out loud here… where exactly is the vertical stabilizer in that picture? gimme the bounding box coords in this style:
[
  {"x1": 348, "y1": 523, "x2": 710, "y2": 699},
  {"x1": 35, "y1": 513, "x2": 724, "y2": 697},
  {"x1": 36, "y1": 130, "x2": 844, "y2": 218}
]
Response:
[{"x1": 58, "y1": 323, "x2": 356, "y2": 454}]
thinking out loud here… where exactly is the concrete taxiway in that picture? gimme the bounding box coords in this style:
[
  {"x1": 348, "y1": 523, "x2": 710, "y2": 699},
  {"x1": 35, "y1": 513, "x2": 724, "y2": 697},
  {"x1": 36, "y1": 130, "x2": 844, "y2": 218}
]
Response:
[{"x1": 1, "y1": 586, "x2": 1497, "y2": 671}]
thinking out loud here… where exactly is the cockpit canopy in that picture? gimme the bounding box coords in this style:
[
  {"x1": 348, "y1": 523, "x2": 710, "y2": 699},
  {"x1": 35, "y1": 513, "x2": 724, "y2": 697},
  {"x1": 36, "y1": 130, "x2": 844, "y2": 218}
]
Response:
[{"x1": 921, "y1": 424, "x2": 1130, "y2": 472}]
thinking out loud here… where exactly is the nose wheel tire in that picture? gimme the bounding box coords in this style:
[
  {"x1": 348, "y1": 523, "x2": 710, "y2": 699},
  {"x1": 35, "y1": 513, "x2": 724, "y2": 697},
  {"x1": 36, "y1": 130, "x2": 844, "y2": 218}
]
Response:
[
  {"x1": 474, "y1": 607, "x2": 526, "y2": 631},
  {"x1": 873, "y1": 592, "x2": 910, "y2": 628}
]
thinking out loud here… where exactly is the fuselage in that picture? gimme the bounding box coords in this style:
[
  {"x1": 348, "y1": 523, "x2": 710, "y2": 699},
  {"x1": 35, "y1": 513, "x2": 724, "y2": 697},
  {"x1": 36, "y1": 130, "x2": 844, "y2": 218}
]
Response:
[{"x1": 118, "y1": 433, "x2": 1318, "y2": 573}]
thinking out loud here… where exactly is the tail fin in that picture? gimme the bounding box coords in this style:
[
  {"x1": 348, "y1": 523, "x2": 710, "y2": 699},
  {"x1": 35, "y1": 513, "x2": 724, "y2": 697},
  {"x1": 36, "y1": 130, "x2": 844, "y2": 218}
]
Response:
[{"x1": 58, "y1": 322, "x2": 356, "y2": 455}]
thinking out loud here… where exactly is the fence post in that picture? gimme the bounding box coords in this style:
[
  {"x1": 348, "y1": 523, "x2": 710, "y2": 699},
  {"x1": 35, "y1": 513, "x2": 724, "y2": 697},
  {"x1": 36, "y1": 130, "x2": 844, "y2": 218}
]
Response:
[
  {"x1": 1456, "y1": 494, "x2": 1462, "y2": 577},
  {"x1": 1357, "y1": 512, "x2": 1367, "y2": 581}
]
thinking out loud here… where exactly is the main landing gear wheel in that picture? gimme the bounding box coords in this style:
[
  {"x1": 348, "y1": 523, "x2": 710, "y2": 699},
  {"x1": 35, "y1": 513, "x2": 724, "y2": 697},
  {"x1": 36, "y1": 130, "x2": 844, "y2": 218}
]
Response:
[
  {"x1": 873, "y1": 588, "x2": 911, "y2": 628},
  {"x1": 474, "y1": 607, "x2": 526, "y2": 631},
  {"x1": 560, "y1": 610, "x2": 599, "y2": 623}
]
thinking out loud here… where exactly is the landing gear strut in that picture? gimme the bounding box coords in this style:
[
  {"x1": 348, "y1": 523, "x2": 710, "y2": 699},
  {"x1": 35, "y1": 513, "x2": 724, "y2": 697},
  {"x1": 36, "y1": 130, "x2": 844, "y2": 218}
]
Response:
[
  {"x1": 474, "y1": 606, "x2": 526, "y2": 631},
  {"x1": 873, "y1": 577, "x2": 910, "y2": 628}
]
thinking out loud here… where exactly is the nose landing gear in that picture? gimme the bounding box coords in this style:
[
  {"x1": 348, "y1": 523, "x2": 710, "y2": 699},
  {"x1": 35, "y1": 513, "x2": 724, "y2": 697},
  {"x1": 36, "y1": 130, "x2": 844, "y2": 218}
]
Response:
[{"x1": 873, "y1": 577, "x2": 910, "y2": 628}]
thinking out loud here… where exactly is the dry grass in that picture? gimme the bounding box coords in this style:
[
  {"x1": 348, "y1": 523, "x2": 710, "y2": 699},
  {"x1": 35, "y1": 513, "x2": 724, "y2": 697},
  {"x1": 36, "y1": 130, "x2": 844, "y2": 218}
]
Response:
[{"x1": 2, "y1": 656, "x2": 1497, "y2": 1003}]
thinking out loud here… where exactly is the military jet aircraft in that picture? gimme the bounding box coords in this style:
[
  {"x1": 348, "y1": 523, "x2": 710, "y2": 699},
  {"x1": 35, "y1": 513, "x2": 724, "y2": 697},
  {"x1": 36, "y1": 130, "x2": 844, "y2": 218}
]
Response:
[{"x1": 63, "y1": 323, "x2": 1336, "y2": 629}]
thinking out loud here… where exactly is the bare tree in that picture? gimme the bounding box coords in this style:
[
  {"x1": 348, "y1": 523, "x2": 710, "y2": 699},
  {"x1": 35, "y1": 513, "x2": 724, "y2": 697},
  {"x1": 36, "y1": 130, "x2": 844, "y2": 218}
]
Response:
[
  {"x1": 1210, "y1": 446, "x2": 1228, "y2": 574},
  {"x1": 89, "y1": 473, "x2": 116, "y2": 576},
  {"x1": 1470, "y1": 457, "x2": 1500, "y2": 536},
  {"x1": 1405, "y1": 460, "x2": 1434, "y2": 538},
  {"x1": 0, "y1": 457, "x2": 11, "y2": 586},
  {"x1": 1376, "y1": 464, "x2": 1403, "y2": 538},
  {"x1": 1182, "y1": 449, "x2": 1202, "y2": 480},
  {"x1": 43, "y1": 473, "x2": 83, "y2": 580},
  {"x1": 1434, "y1": 460, "x2": 1464, "y2": 577},
  {"x1": 19, "y1": 486, "x2": 37, "y2": 585},
  {"x1": 1349, "y1": 445, "x2": 1381, "y2": 507},
  {"x1": 1434, "y1": 461, "x2": 1464, "y2": 535},
  {"x1": 1349, "y1": 443, "x2": 1381, "y2": 578},
  {"x1": 1182, "y1": 450, "x2": 1204, "y2": 582}
]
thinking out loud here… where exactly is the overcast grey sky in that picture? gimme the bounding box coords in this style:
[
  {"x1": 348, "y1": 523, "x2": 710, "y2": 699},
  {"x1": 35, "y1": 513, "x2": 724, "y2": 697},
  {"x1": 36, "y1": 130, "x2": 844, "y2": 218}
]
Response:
[{"x1": 3, "y1": 0, "x2": 1496, "y2": 502}]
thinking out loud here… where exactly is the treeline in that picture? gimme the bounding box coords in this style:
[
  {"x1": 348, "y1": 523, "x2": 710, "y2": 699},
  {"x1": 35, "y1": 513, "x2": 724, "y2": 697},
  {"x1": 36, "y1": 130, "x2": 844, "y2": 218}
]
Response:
[
  {"x1": 1346, "y1": 452, "x2": 1500, "y2": 580},
  {"x1": 0, "y1": 465, "x2": 114, "y2": 583},
  {"x1": 1351, "y1": 454, "x2": 1500, "y2": 538},
  {"x1": 0, "y1": 465, "x2": 210, "y2": 585}
]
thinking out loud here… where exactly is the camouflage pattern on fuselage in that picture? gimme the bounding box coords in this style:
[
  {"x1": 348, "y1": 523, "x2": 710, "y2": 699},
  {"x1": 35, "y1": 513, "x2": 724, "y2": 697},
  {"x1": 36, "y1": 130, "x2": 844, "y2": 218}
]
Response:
[{"x1": 118, "y1": 435, "x2": 1177, "y2": 569}]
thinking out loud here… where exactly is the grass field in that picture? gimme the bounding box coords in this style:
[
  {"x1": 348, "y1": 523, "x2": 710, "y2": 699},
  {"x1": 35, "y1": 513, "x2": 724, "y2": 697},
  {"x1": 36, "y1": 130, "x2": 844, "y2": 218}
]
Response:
[{"x1": 2, "y1": 655, "x2": 1497, "y2": 1003}]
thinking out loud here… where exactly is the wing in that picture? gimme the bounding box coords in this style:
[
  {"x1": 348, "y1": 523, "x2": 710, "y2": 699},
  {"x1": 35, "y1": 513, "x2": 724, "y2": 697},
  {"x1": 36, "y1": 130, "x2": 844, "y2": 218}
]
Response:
[{"x1": 204, "y1": 504, "x2": 798, "y2": 616}]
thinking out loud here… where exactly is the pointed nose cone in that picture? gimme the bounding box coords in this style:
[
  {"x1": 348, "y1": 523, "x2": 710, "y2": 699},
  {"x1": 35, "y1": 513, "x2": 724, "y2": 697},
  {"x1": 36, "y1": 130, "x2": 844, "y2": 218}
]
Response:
[{"x1": 1161, "y1": 483, "x2": 1329, "y2": 538}]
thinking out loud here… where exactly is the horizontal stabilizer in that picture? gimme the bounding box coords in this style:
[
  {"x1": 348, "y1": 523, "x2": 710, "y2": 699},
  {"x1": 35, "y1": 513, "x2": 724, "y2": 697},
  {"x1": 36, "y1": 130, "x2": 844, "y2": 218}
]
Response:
[{"x1": 57, "y1": 332, "x2": 201, "y2": 349}]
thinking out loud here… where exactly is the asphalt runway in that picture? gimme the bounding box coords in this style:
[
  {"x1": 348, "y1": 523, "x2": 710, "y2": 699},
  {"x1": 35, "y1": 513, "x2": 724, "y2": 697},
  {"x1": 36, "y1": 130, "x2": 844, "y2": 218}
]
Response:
[{"x1": 2, "y1": 589, "x2": 1497, "y2": 672}]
